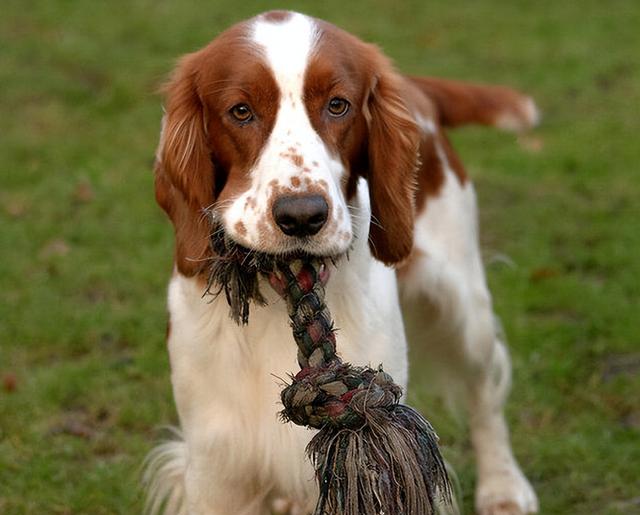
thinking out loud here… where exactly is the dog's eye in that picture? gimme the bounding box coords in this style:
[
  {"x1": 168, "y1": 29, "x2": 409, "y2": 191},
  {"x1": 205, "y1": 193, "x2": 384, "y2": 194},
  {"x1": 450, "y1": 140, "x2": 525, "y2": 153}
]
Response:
[
  {"x1": 230, "y1": 104, "x2": 253, "y2": 123},
  {"x1": 327, "y1": 97, "x2": 350, "y2": 117}
]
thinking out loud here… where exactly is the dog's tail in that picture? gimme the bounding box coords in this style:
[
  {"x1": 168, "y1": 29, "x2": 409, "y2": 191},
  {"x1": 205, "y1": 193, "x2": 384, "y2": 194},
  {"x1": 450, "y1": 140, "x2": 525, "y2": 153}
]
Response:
[
  {"x1": 408, "y1": 76, "x2": 539, "y2": 132},
  {"x1": 142, "y1": 428, "x2": 188, "y2": 515}
]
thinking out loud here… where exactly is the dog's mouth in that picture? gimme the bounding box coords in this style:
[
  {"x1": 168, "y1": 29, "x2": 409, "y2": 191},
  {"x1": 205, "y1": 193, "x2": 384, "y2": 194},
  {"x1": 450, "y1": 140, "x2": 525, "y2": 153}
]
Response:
[{"x1": 205, "y1": 225, "x2": 338, "y2": 325}]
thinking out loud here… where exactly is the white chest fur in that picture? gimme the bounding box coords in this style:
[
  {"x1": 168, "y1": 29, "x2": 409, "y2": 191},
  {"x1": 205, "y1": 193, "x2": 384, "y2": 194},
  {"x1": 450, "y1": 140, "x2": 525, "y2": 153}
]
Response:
[{"x1": 165, "y1": 183, "x2": 408, "y2": 508}]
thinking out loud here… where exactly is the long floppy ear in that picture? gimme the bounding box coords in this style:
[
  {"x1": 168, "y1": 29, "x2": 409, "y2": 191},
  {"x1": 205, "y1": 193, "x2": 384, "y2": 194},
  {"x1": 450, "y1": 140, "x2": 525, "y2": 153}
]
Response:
[
  {"x1": 364, "y1": 52, "x2": 421, "y2": 265},
  {"x1": 154, "y1": 52, "x2": 213, "y2": 276}
]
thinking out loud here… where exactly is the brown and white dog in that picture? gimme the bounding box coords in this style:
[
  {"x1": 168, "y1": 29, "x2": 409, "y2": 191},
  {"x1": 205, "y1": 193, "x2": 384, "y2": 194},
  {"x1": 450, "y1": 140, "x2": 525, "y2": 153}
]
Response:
[{"x1": 146, "y1": 10, "x2": 540, "y2": 515}]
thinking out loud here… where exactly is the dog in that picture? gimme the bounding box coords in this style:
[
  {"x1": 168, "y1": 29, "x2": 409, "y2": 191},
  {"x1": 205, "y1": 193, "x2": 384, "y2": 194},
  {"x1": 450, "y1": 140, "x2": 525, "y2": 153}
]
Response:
[{"x1": 146, "y1": 10, "x2": 540, "y2": 515}]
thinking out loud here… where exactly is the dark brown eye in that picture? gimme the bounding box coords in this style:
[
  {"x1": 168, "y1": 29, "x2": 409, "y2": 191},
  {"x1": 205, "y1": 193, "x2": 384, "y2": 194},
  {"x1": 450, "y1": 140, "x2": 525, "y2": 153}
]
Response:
[
  {"x1": 327, "y1": 97, "x2": 350, "y2": 117},
  {"x1": 230, "y1": 104, "x2": 253, "y2": 123}
]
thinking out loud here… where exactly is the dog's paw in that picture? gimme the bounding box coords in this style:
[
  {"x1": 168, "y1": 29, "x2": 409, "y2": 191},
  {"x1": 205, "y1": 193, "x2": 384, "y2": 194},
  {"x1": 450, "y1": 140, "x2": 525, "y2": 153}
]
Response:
[{"x1": 476, "y1": 467, "x2": 538, "y2": 515}]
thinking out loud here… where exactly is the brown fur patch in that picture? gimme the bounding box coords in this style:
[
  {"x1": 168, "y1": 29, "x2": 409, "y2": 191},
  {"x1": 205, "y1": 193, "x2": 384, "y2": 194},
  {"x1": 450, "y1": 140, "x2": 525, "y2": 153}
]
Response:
[
  {"x1": 155, "y1": 161, "x2": 210, "y2": 276},
  {"x1": 261, "y1": 10, "x2": 292, "y2": 23}
]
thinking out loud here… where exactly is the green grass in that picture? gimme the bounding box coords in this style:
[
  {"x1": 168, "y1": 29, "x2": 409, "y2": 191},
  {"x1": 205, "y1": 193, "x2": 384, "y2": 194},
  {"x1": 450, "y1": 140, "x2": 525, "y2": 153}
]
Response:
[{"x1": 1, "y1": 0, "x2": 639, "y2": 513}]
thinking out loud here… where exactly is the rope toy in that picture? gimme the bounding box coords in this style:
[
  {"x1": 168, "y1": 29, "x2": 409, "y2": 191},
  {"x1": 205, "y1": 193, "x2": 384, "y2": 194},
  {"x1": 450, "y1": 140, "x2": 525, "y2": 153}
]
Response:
[{"x1": 206, "y1": 228, "x2": 451, "y2": 515}]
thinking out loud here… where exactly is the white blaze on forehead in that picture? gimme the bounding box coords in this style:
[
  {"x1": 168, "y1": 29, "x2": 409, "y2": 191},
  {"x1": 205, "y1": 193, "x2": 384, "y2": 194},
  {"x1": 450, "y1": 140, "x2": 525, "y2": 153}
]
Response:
[{"x1": 252, "y1": 13, "x2": 318, "y2": 89}]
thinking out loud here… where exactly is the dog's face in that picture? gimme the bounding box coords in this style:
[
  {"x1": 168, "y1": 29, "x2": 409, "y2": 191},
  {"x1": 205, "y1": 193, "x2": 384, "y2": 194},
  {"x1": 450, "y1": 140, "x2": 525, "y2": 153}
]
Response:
[{"x1": 155, "y1": 11, "x2": 420, "y2": 275}]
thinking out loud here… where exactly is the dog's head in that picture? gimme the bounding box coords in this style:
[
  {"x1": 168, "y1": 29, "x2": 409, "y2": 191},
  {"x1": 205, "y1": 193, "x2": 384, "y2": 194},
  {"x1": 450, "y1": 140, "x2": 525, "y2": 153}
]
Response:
[{"x1": 155, "y1": 11, "x2": 420, "y2": 276}]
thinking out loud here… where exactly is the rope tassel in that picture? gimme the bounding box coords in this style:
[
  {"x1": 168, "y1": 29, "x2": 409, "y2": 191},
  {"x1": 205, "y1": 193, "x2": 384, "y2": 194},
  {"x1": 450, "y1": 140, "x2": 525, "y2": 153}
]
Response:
[{"x1": 206, "y1": 231, "x2": 451, "y2": 515}]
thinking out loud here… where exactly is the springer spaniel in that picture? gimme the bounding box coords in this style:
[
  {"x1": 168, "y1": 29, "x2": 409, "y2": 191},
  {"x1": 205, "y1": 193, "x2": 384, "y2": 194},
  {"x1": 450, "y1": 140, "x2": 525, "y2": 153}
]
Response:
[{"x1": 147, "y1": 10, "x2": 539, "y2": 515}]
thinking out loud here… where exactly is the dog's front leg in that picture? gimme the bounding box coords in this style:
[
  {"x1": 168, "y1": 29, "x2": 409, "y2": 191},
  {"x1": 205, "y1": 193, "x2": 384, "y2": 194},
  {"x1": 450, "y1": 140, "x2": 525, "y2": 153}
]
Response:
[{"x1": 182, "y1": 435, "x2": 271, "y2": 515}]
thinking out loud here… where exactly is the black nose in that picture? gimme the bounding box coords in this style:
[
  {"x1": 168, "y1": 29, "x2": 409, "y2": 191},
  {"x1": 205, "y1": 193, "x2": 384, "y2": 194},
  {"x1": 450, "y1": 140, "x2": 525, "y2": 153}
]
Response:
[{"x1": 272, "y1": 195, "x2": 329, "y2": 237}]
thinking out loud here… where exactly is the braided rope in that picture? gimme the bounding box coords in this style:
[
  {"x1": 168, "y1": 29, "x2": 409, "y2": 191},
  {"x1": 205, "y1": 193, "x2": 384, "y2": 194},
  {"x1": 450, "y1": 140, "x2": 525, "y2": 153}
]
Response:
[
  {"x1": 270, "y1": 260, "x2": 403, "y2": 430},
  {"x1": 206, "y1": 230, "x2": 451, "y2": 515}
]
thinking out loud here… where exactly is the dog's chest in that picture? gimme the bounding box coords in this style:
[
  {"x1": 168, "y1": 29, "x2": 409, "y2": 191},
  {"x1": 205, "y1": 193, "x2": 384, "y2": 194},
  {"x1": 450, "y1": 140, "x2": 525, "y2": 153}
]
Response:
[{"x1": 165, "y1": 258, "x2": 407, "y2": 492}]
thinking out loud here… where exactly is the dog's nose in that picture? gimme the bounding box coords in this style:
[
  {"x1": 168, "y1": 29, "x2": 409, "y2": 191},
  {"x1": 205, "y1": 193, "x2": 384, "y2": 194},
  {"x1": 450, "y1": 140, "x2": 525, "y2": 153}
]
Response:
[{"x1": 272, "y1": 195, "x2": 329, "y2": 237}]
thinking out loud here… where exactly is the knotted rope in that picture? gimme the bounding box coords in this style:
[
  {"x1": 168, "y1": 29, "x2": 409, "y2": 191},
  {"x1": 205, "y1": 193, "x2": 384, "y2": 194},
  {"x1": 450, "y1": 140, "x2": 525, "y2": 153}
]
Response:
[{"x1": 206, "y1": 229, "x2": 451, "y2": 515}]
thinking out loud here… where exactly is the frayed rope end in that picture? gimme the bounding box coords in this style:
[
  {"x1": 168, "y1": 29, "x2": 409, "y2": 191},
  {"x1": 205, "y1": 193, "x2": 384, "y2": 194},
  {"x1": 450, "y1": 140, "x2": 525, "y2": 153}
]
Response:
[{"x1": 310, "y1": 404, "x2": 451, "y2": 515}]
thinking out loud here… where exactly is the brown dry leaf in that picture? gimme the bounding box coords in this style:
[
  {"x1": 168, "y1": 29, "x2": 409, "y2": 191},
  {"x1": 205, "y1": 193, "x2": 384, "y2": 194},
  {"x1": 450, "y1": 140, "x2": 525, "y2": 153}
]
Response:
[
  {"x1": 39, "y1": 238, "x2": 70, "y2": 259},
  {"x1": 73, "y1": 180, "x2": 95, "y2": 204},
  {"x1": 529, "y1": 266, "x2": 561, "y2": 282},
  {"x1": 2, "y1": 373, "x2": 17, "y2": 393},
  {"x1": 518, "y1": 134, "x2": 544, "y2": 153}
]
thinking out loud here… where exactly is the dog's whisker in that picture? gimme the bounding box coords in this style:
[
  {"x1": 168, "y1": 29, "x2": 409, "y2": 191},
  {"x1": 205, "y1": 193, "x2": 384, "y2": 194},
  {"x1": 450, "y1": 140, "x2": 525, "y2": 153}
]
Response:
[{"x1": 200, "y1": 199, "x2": 234, "y2": 224}]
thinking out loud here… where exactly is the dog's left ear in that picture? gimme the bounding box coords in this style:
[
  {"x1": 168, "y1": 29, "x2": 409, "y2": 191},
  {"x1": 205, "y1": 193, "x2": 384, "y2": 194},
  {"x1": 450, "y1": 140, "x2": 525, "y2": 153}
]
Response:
[
  {"x1": 363, "y1": 50, "x2": 420, "y2": 265},
  {"x1": 154, "y1": 51, "x2": 213, "y2": 276}
]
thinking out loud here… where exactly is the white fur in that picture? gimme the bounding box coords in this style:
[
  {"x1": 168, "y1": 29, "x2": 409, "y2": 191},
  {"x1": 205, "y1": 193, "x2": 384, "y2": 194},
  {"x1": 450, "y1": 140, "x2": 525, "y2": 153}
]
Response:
[{"x1": 494, "y1": 96, "x2": 540, "y2": 132}]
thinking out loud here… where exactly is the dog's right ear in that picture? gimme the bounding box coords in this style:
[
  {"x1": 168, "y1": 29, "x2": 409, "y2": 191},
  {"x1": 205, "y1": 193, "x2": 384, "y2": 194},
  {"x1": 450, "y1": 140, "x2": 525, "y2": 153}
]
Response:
[{"x1": 154, "y1": 52, "x2": 213, "y2": 276}]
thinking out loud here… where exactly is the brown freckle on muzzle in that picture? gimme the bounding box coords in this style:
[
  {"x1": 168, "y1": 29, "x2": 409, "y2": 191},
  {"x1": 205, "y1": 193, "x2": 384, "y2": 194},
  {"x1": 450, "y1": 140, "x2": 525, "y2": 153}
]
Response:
[
  {"x1": 290, "y1": 153, "x2": 304, "y2": 167},
  {"x1": 291, "y1": 176, "x2": 301, "y2": 188},
  {"x1": 280, "y1": 148, "x2": 305, "y2": 168},
  {"x1": 234, "y1": 221, "x2": 247, "y2": 236}
]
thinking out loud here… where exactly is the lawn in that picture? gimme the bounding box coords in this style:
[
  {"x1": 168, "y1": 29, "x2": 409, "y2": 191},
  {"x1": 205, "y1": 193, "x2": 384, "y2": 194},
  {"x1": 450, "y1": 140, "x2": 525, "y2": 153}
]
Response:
[{"x1": 1, "y1": 0, "x2": 638, "y2": 513}]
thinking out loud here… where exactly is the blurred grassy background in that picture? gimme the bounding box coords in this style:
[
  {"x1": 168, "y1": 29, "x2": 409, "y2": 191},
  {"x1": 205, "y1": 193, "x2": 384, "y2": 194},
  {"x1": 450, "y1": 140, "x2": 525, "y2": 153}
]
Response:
[{"x1": 1, "y1": 0, "x2": 639, "y2": 513}]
